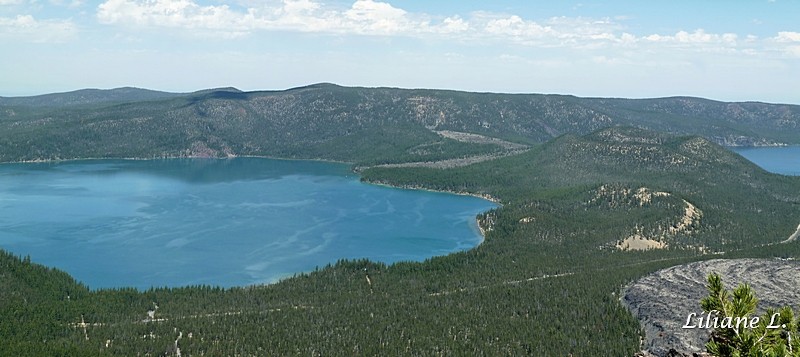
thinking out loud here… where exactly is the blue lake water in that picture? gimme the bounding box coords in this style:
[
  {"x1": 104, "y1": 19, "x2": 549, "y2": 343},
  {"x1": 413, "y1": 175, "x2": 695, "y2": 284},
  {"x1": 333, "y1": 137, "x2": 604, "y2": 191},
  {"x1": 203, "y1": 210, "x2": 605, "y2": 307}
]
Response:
[
  {"x1": 732, "y1": 146, "x2": 800, "y2": 176},
  {"x1": 0, "y1": 158, "x2": 496, "y2": 290}
]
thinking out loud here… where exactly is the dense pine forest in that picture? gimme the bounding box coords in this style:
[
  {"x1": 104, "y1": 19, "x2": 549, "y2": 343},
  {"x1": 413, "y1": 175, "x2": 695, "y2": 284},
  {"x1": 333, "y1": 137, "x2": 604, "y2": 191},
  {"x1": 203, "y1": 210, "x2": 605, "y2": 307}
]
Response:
[{"x1": 2, "y1": 87, "x2": 800, "y2": 355}]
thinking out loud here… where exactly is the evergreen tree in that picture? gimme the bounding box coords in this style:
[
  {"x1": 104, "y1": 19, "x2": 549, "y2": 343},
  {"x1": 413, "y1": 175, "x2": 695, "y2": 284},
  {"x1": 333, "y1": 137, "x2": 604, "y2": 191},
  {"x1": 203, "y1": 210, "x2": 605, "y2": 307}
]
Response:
[{"x1": 701, "y1": 273, "x2": 800, "y2": 356}]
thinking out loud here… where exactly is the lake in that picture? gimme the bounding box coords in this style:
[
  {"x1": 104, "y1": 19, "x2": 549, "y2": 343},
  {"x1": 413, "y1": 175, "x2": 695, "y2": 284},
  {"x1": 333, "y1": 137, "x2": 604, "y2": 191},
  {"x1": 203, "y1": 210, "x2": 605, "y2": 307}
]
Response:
[
  {"x1": 0, "y1": 158, "x2": 496, "y2": 289},
  {"x1": 732, "y1": 146, "x2": 800, "y2": 176}
]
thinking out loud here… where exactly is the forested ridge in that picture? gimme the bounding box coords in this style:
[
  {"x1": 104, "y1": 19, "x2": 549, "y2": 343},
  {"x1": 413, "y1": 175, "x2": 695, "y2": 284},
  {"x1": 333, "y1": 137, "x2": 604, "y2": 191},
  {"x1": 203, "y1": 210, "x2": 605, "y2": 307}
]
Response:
[
  {"x1": 2, "y1": 87, "x2": 800, "y2": 355},
  {"x1": 2, "y1": 84, "x2": 800, "y2": 165}
]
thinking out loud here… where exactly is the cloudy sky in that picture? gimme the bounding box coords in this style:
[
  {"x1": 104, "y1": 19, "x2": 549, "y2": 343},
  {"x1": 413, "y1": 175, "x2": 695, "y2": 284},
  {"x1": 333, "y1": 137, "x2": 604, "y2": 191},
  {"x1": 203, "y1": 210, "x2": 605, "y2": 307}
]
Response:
[{"x1": 2, "y1": 0, "x2": 799, "y2": 103}]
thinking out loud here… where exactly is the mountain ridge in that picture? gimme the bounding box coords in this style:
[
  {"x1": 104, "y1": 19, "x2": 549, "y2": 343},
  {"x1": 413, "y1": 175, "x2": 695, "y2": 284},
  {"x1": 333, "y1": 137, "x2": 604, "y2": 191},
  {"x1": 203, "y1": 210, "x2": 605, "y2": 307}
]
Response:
[
  {"x1": 1, "y1": 83, "x2": 798, "y2": 163},
  {"x1": 0, "y1": 87, "x2": 186, "y2": 107},
  {"x1": 4, "y1": 83, "x2": 797, "y2": 105}
]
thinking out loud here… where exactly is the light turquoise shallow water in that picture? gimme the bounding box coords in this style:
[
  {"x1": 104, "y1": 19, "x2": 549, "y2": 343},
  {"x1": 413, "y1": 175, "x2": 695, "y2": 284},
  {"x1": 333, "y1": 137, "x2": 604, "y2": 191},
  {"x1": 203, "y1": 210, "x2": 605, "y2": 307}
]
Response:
[{"x1": 0, "y1": 158, "x2": 496, "y2": 289}]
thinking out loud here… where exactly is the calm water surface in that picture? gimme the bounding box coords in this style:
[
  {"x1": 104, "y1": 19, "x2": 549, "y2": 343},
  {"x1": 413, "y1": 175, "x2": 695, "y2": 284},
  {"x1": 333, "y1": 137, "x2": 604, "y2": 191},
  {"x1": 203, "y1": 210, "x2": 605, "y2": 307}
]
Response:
[
  {"x1": 0, "y1": 158, "x2": 496, "y2": 289},
  {"x1": 732, "y1": 146, "x2": 800, "y2": 176}
]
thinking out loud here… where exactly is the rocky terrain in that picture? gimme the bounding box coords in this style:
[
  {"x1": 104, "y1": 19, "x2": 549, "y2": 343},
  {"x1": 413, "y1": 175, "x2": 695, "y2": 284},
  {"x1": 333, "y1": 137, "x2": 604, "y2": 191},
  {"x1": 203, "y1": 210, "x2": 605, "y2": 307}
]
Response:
[{"x1": 623, "y1": 258, "x2": 800, "y2": 356}]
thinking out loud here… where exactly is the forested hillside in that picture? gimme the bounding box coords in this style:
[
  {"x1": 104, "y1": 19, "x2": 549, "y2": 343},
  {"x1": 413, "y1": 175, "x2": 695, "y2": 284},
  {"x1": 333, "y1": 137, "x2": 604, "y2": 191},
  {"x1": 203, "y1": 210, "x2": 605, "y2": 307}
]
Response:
[{"x1": 1, "y1": 84, "x2": 799, "y2": 165}]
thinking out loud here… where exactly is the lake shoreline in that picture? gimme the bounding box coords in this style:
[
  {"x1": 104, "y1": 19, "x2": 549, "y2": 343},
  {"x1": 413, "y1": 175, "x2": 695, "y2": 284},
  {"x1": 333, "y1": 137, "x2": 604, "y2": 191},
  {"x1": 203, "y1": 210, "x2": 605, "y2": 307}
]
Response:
[
  {"x1": 2, "y1": 154, "x2": 353, "y2": 165},
  {"x1": 362, "y1": 180, "x2": 500, "y2": 247},
  {"x1": 363, "y1": 180, "x2": 501, "y2": 205}
]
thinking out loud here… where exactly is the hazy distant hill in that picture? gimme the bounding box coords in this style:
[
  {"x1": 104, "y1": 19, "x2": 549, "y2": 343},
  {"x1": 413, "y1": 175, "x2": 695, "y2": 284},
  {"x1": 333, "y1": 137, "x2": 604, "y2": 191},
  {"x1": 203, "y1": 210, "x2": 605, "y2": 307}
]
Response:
[
  {"x1": 0, "y1": 83, "x2": 798, "y2": 163},
  {"x1": 0, "y1": 87, "x2": 185, "y2": 107}
]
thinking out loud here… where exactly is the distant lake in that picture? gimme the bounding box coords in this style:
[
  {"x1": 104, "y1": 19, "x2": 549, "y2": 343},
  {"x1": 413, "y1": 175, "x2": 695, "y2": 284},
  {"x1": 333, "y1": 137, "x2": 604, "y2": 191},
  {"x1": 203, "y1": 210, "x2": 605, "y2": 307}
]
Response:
[
  {"x1": 731, "y1": 146, "x2": 800, "y2": 176},
  {"x1": 0, "y1": 159, "x2": 496, "y2": 289}
]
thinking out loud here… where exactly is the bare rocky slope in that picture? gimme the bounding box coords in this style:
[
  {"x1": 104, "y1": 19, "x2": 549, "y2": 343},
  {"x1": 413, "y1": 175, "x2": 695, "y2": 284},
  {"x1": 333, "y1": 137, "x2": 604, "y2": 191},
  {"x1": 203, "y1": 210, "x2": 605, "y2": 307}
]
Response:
[{"x1": 623, "y1": 258, "x2": 800, "y2": 356}]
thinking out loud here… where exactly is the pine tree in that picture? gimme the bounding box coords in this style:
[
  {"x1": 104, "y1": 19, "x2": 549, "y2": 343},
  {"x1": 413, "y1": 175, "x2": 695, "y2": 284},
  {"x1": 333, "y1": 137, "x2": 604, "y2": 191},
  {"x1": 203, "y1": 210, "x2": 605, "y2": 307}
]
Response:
[{"x1": 701, "y1": 273, "x2": 800, "y2": 356}]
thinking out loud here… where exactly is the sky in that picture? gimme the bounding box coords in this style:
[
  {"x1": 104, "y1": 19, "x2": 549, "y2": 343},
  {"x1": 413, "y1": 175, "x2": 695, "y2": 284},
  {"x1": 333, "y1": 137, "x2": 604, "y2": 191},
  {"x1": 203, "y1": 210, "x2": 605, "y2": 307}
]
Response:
[{"x1": 1, "y1": 0, "x2": 799, "y2": 104}]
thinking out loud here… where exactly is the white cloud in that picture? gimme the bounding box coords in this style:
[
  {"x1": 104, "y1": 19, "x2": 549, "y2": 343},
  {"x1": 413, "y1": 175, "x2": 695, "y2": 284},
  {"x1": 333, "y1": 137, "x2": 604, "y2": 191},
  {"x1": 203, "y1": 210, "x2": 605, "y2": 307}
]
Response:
[
  {"x1": 440, "y1": 16, "x2": 468, "y2": 33},
  {"x1": 95, "y1": 0, "x2": 622, "y2": 43},
  {"x1": 769, "y1": 32, "x2": 800, "y2": 58},
  {"x1": 0, "y1": 14, "x2": 77, "y2": 42},
  {"x1": 344, "y1": 0, "x2": 408, "y2": 34},
  {"x1": 619, "y1": 32, "x2": 637, "y2": 44},
  {"x1": 644, "y1": 29, "x2": 737, "y2": 45},
  {"x1": 96, "y1": 0, "x2": 461, "y2": 37},
  {"x1": 280, "y1": 0, "x2": 320, "y2": 14},
  {"x1": 91, "y1": 0, "x2": 796, "y2": 63},
  {"x1": 460, "y1": 13, "x2": 624, "y2": 50},
  {"x1": 97, "y1": 0, "x2": 241, "y2": 29},
  {"x1": 484, "y1": 15, "x2": 554, "y2": 39},
  {"x1": 479, "y1": 15, "x2": 625, "y2": 47},
  {"x1": 775, "y1": 31, "x2": 800, "y2": 42}
]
